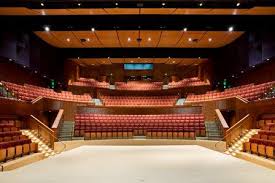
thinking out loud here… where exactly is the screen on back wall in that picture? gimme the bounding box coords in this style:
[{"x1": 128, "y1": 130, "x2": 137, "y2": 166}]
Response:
[{"x1": 124, "y1": 63, "x2": 153, "y2": 70}]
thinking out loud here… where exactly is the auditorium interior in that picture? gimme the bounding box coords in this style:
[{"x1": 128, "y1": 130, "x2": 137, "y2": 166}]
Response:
[{"x1": 0, "y1": 0, "x2": 275, "y2": 182}]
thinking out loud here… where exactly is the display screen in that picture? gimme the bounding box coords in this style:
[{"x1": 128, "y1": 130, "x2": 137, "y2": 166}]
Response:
[{"x1": 124, "y1": 64, "x2": 153, "y2": 70}]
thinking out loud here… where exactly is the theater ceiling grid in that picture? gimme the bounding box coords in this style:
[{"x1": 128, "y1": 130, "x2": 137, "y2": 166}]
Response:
[
  {"x1": 72, "y1": 58, "x2": 207, "y2": 66},
  {"x1": 35, "y1": 31, "x2": 243, "y2": 48},
  {"x1": 1, "y1": 7, "x2": 275, "y2": 15}
]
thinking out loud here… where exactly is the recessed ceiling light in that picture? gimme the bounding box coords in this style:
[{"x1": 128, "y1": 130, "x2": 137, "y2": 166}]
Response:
[
  {"x1": 148, "y1": 37, "x2": 151, "y2": 41},
  {"x1": 198, "y1": 57, "x2": 201, "y2": 59},
  {"x1": 138, "y1": 57, "x2": 140, "y2": 59},
  {"x1": 232, "y1": 75, "x2": 235, "y2": 78},
  {"x1": 199, "y1": 2, "x2": 203, "y2": 7},
  {"x1": 23, "y1": 65, "x2": 26, "y2": 68},
  {"x1": 236, "y1": 2, "x2": 240, "y2": 7},
  {"x1": 183, "y1": 27, "x2": 187, "y2": 32},
  {"x1": 87, "y1": 38, "x2": 90, "y2": 42},
  {"x1": 266, "y1": 58, "x2": 270, "y2": 61},
  {"x1": 172, "y1": 61, "x2": 175, "y2": 63},
  {"x1": 77, "y1": 57, "x2": 80, "y2": 59},
  {"x1": 43, "y1": 75, "x2": 47, "y2": 78},
  {"x1": 168, "y1": 56, "x2": 171, "y2": 59},
  {"x1": 228, "y1": 26, "x2": 234, "y2": 32},
  {"x1": 91, "y1": 27, "x2": 95, "y2": 32},
  {"x1": 131, "y1": 60, "x2": 134, "y2": 63},
  {"x1": 241, "y1": 70, "x2": 244, "y2": 73},
  {"x1": 252, "y1": 65, "x2": 255, "y2": 68},
  {"x1": 34, "y1": 70, "x2": 38, "y2": 74},
  {"x1": 188, "y1": 38, "x2": 192, "y2": 42},
  {"x1": 41, "y1": 2, "x2": 44, "y2": 7},
  {"x1": 44, "y1": 26, "x2": 50, "y2": 32},
  {"x1": 91, "y1": 64, "x2": 95, "y2": 66},
  {"x1": 9, "y1": 58, "x2": 12, "y2": 61},
  {"x1": 115, "y1": 3, "x2": 118, "y2": 6},
  {"x1": 208, "y1": 38, "x2": 212, "y2": 42},
  {"x1": 66, "y1": 38, "x2": 71, "y2": 42},
  {"x1": 162, "y1": 3, "x2": 166, "y2": 6},
  {"x1": 127, "y1": 37, "x2": 131, "y2": 42},
  {"x1": 108, "y1": 57, "x2": 110, "y2": 59},
  {"x1": 77, "y1": 3, "x2": 81, "y2": 7}
]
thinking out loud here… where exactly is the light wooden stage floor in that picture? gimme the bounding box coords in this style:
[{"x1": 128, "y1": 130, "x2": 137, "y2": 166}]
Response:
[{"x1": 0, "y1": 145, "x2": 274, "y2": 183}]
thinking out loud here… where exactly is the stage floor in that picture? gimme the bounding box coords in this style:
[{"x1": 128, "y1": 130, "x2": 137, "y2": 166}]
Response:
[{"x1": 0, "y1": 145, "x2": 274, "y2": 183}]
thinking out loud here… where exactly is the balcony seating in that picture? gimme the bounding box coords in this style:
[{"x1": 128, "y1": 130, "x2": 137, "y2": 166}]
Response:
[
  {"x1": 70, "y1": 77, "x2": 109, "y2": 89},
  {"x1": 243, "y1": 118, "x2": 275, "y2": 159},
  {"x1": 74, "y1": 114, "x2": 206, "y2": 140},
  {"x1": 2, "y1": 81, "x2": 92, "y2": 103},
  {"x1": 115, "y1": 81, "x2": 163, "y2": 91},
  {"x1": 0, "y1": 118, "x2": 38, "y2": 162},
  {"x1": 100, "y1": 95, "x2": 179, "y2": 107},
  {"x1": 186, "y1": 81, "x2": 275, "y2": 102},
  {"x1": 168, "y1": 77, "x2": 209, "y2": 89}
]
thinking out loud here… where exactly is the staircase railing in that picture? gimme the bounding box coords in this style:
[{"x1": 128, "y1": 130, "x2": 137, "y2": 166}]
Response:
[
  {"x1": 215, "y1": 114, "x2": 252, "y2": 149},
  {"x1": 215, "y1": 109, "x2": 229, "y2": 137},
  {"x1": 29, "y1": 115, "x2": 66, "y2": 153},
  {"x1": 51, "y1": 109, "x2": 64, "y2": 138}
]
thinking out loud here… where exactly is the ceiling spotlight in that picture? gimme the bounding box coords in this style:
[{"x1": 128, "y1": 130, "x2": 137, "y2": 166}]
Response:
[
  {"x1": 8, "y1": 58, "x2": 12, "y2": 61},
  {"x1": 236, "y1": 2, "x2": 240, "y2": 7},
  {"x1": 34, "y1": 70, "x2": 38, "y2": 74},
  {"x1": 77, "y1": 57, "x2": 80, "y2": 59},
  {"x1": 131, "y1": 60, "x2": 134, "y2": 63},
  {"x1": 127, "y1": 37, "x2": 131, "y2": 42},
  {"x1": 91, "y1": 27, "x2": 95, "y2": 32},
  {"x1": 228, "y1": 26, "x2": 234, "y2": 32},
  {"x1": 108, "y1": 57, "x2": 110, "y2": 59},
  {"x1": 148, "y1": 37, "x2": 151, "y2": 41},
  {"x1": 188, "y1": 38, "x2": 192, "y2": 42},
  {"x1": 43, "y1": 75, "x2": 47, "y2": 78},
  {"x1": 162, "y1": 2, "x2": 166, "y2": 6},
  {"x1": 168, "y1": 56, "x2": 171, "y2": 59},
  {"x1": 252, "y1": 65, "x2": 255, "y2": 68},
  {"x1": 23, "y1": 65, "x2": 26, "y2": 68},
  {"x1": 232, "y1": 75, "x2": 235, "y2": 78},
  {"x1": 199, "y1": 2, "x2": 203, "y2": 7},
  {"x1": 115, "y1": 3, "x2": 118, "y2": 6},
  {"x1": 138, "y1": 57, "x2": 140, "y2": 59},
  {"x1": 172, "y1": 61, "x2": 175, "y2": 63},
  {"x1": 266, "y1": 58, "x2": 270, "y2": 61},
  {"x1": 44, "y1": 26, "x2": 50, "y2": 32},
  {"x1": 77, "y1": 3, "x2": 81, "y2": 7},
  {"x1": 183, "y1": 27, "x2": 187, "y2": 32},
  {"x1": 66, "y1": 38, "x2": 71, "y2": 42},
  {"x1": 208, "y1": 38, "x2": 212, "y2": 42},
  {"x1": 198, "y1": 57, "x2": 201, "y2": 59},
  {"x1": 87, "y1": 38, "x2": 90, "y2": 42},
  {"x1": 41, "y1": 2, "x2": 44, "y2": 7}
]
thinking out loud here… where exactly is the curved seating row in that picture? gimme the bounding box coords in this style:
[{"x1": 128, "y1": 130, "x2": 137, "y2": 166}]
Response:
[
  {"x1": 168, "y1": 77, "x2": 209, "y2": 89},
  {"x1": 115, "y1": 81, "x2": 163, "y2": 91}
]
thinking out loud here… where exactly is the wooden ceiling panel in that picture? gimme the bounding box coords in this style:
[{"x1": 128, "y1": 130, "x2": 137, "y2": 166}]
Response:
[
  {"x1": 67, "y1": 9, "x2": 107, "y2": 15},
  {"x1": 246, "y1": 7, "x2": 275, "y2": 15},
  {"x1": 109, "y1": 58, "x2": 125, "y2": 63},
  {"x1": 209, "y1": 9, "x2": 249, "y2": 15},
  {"x1": 0, "y1": 7, "x2": 38, "y2": 15},
  {"x1": 178, "y1": 31, "x2": 206, "y2": 48},
  {"x1": 124, "y1": 58, "x2": 153, "y2": 63},
  {"x1": 50, "y1": 31, "x2": 83, "y2": 47},
  {"x1": 165, "y1": 58, "x2": 183, "y2": 64},
  {"x1": 173, "y1": 8, "x2": 213, "y2": 15},
  {"x1": 117, "y1": 31, "x2": 139, "y2": 47},
  {"x1": 158, "y1": 31, "x2": 184, "y2": 47},
  {"x1": 139, "y1": 31, "x2": 161, "y2": 47},
  {"x1": 34, "y1": 32, "x2": 61, "y2": 47},
  {"x1": 94, "y1": 31, "x2": 120, "y2": 47},
  {"x1": 104, "y1": 8, "x2": 139, "y2": 14},
  {"x1": 140, "y1": 8, "x2": 176, "y2": 14},
  {"x1": 73, "y1": 31, "x2": 103, "y2": 47},
  {"x1": 33, "y1": 9, "x2": 73, "y2": 15}
]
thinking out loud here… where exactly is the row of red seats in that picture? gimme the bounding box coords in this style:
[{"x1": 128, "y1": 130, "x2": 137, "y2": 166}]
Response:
[
  {"x1": 100, "y1": 95, "x2": 179, "y2": 106},
  {"x1": 115, "y1": 81, "x2": 163, "y2": 91},
  {"x1": 186, "y1": 81, "x2": 275, "y2": 102},
  {"x1": 74, "y1": 113, "x2": 206, "y2": 138},
  {"x1": 70, "y1": 77, "x2": 110, "y2": 89},
  {"x1": 2, "y1": 81, "x2": 92, "y2": 103},
  {"x1": 168, "y1": 77, "x2": 209, "y2": 89},
  {"x1": 75, "y1": 114, "x2": 204, "y2": 119},
  {"x1": 0, "y1": 131, "x2": 22, "y2": 138}
]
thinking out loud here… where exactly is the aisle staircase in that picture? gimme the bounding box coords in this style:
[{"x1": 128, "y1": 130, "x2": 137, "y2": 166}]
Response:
[
  {"x1": 58, "y1": 121, "x2": 83, "y2": 141},
  {"x1": 21, "y1": 130, "x2": 58, "y2": 157},
  {"x1": 205, "y1": 121, "x2": 223, "y2": 140}
]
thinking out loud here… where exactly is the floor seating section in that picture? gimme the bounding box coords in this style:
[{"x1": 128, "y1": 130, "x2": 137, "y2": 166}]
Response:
[
  {"x1": 243, "y1": 117, "x2": 275, "y2": 159},
  {"x1": 70, "y1": 77, "x2": 110, "y2": 89},
  {"x1": 168, "y1": 77, "x2": 209, "y2": 89},
  {"x1": 1, "y1": 81, "x2": 92, "y2": 103},
  {"x1": 115, "y1": 81, "x2": 163, "y2": 91},
  {"x1": 100, "y1": 95, "x2": 179, "y2": 107},
  {"x1": 0, "y1": 118, "x2": 38, "y2": 162},
  {"x1": 186, "y1": 81, "x2": 275, "y2": 102},
  {"x1": 74, "y1": 114, "x2": 206, "y2": 140}
]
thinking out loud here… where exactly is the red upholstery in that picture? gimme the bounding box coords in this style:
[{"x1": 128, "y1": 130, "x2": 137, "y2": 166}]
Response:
[
  {"x1": 2, "y1": 81, "x2": 92, "y2": 103},
  {"x1": 186, "y1": 81, "x2": 275, "y2": 102},
  {"x1": 100, "y1": 95, "x2": 179, "y2": 107},
  {"x1": 115, "y1": 81, "x2": 163, "y2": 91},
  {"x1": 74, "y1": 113, "x2": 206, "y2": 138},
  {"x1": 70, "y1": 77, "x2": 109, "y2": 89},
  {"x1": 168, "y1": 77, "x2": 209, "y2": 89}
]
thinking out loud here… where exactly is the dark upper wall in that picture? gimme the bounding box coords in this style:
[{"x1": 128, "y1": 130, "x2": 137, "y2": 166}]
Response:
[
  {"x1": 0, "y1": 31, "x2": 64, "y2": 85},
  {"x1": 212, "y1": 32, "x2": 275, "y2": 86},
  {"x1": 77, "y1": 63, "x2": 199, "y2": 82}
]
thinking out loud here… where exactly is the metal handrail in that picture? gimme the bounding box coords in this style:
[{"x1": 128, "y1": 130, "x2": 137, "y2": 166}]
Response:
[
  {"x1": 214, "y1": 114, "x2": 251, "y2": 149},
  {"x1": 30, "y1": 115, "x2": 67, "y2": 153}
]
